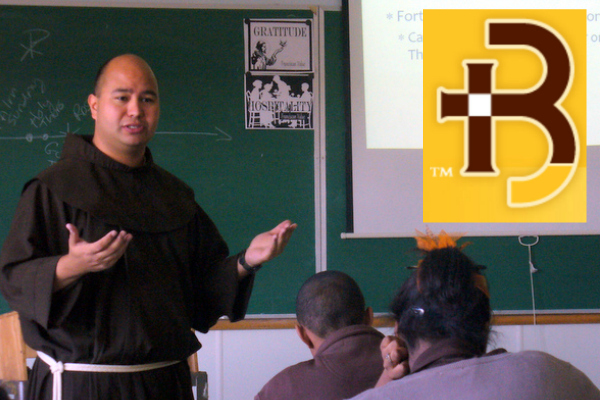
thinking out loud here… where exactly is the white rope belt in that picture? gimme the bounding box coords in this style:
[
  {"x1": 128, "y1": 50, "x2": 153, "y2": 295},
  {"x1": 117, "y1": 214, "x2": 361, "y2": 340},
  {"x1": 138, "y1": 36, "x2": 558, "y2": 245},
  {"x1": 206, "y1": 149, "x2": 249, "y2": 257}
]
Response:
[{"x1": 37, "y1": 351, "x2": 180, "y2": 400}]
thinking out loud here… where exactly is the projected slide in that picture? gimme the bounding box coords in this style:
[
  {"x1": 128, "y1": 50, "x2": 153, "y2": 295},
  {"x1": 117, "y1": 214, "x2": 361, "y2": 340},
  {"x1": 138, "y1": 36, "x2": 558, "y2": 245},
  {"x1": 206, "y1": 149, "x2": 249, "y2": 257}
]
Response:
[
  {"x1": 358, "y1": 1, "x2": 600, "y2": 149},
  {"x1": 347, "y1": 0, "x2": 600, "y2": 237}
]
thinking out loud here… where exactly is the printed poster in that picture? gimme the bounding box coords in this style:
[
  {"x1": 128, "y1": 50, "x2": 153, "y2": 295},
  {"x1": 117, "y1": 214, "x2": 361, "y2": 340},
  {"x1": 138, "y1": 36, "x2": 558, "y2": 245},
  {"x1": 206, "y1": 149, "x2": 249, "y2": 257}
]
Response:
[{"x1": 244, "y1": 19, "x2": 314, "y2": 130}]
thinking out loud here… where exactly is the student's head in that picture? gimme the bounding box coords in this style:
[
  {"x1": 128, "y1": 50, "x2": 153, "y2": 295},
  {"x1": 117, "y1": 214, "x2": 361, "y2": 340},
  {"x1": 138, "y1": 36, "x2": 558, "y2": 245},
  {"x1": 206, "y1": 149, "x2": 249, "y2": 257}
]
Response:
[
  {"x1": 296, "y1": 270, "x2": 371, "y2": 340},
  {"x1": 391, "y1": 244, "x2": 491, "y2": 355},
  {"x1": 88, "y1": 54, "x2": 160, "y2": 166}
]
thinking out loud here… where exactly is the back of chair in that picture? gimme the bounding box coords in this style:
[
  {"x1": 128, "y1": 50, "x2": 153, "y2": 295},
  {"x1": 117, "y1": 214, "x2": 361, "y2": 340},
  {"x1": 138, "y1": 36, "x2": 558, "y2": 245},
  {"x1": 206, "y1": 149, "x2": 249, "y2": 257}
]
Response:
[
  {"x1": 187, "y1": 350, "x2": 199, "y2": 373},
  {"x1": 187, "y1": 335, "x2": 209, "y2": 399},
  {"x1": 0, "y1": 311, "x2": 29, "y2": 381}
]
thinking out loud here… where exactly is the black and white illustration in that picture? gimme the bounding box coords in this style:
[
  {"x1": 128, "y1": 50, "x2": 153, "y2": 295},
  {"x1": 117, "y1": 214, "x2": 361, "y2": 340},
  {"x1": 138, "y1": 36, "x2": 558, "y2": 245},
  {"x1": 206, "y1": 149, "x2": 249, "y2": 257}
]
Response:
[
  {"x1": 245, "y1": 73, "x2": 313, "y2": 129},
  {"x1": 245, "y1": 19, "x2": 312, "y2": 72},
  {"x1": 244, "y1": 18, "x2": 314, "y2": 130}
]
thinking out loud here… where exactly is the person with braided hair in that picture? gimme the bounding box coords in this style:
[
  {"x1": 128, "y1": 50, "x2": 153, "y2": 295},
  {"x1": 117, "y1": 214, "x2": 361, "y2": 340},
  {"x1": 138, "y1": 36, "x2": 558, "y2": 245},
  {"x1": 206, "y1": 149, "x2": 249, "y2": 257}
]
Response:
[{"x1": 352, "y1": 230, "x2": 600, "y2": 400}]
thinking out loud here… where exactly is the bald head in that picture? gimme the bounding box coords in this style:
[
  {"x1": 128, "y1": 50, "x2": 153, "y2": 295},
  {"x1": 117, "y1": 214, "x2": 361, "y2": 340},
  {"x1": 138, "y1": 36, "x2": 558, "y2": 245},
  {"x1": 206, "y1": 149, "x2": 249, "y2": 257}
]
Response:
[
  {"x1": 93, "y1": 54, "x2": 158, "y2": 96},
  {"x1": 88, "y1": 54, "x2": 160, "y2": 167}
]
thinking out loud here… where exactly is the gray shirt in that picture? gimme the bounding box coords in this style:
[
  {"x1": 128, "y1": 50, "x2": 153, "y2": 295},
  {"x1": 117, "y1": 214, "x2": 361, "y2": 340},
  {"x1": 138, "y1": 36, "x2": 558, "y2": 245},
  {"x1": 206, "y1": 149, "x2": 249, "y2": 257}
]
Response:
[{"x1": 351, "y1": 350, "x2": 600, "y2": 400}]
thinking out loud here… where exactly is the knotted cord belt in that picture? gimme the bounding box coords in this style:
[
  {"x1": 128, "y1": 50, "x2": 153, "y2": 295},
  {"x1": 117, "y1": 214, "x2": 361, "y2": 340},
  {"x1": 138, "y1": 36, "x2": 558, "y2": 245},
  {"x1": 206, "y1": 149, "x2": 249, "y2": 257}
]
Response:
[{"x1": 37, "y1": 351, "x2": 180, "y2": 400}]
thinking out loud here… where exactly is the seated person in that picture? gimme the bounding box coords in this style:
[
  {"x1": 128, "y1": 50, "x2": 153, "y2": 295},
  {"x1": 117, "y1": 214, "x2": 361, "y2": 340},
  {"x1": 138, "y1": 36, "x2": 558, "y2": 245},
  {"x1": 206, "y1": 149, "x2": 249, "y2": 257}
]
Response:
[
  {"x1": 352, "y1": 230, "x2": 600, "y2": 400},
  {"x1": 255, "y1": 271, "x2": 386, "y2": 400}
]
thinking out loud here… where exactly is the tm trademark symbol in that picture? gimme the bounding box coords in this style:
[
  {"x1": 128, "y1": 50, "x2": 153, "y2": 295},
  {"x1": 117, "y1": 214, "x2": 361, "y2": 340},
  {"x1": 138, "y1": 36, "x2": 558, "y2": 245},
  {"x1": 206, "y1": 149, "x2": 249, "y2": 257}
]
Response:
[{"x1": 430, "y1": 167, "x2": 453, "y2": 177}]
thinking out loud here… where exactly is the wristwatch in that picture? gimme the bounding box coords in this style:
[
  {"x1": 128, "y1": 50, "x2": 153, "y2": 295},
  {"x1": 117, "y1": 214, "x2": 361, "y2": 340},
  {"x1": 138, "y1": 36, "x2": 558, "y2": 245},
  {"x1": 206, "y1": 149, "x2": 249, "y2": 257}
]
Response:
[{"x1": 239, "y1": 250, "x2": 262, "y2": 274}]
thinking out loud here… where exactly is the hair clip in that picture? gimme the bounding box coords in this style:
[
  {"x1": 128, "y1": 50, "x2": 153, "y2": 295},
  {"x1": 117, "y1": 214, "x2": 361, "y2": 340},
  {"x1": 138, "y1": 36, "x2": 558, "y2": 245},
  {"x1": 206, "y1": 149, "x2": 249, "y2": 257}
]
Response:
[{"x1": 410, "y1": 307, "x2": 425, "y2": 316}]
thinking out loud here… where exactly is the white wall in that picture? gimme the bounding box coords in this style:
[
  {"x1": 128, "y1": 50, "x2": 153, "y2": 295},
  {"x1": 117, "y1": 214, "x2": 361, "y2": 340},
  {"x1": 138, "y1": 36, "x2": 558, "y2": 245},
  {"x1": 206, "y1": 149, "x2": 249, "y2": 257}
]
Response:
[{"x1": 196, "y1": 323, "x2": 600, "y2": 400}]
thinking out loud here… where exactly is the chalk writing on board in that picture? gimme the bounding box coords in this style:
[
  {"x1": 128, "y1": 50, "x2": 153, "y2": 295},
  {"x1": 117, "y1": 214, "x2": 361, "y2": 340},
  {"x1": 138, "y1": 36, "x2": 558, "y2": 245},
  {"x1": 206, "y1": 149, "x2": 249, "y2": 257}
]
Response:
[
  {"x1": 29, "y1": 99, "x2": 64, "y2": 128},
  {"x1": 0, "y1": 121, "x2": 230, "y2": 165},
  {"x1": 0, "y1": 132, "x2": 66, "y2": 142},
  {"x1": 156, "y1": 127, "x2": 232, "y2": 141},
  {"x1": 45, "y1": 141, "x2": 61, "y2": 164},
  {"x1": 20, "y1": 29, "x2": 50, "y2": 62},
  {"x1": 0, "y1": 122, "x2": 74, "y2": 141},
  {"x1": 73, "y1": 102, "x2": 91, "y2": 121},
  {"x1": 0, "y1": 122, "x2": 72, "y2": 164},
  {"x1": 0, "y1": 127, "x2": 231, "y2": 142},
  {"x1": 0, "y1": 78, "x2": 46, "y2": 129}
]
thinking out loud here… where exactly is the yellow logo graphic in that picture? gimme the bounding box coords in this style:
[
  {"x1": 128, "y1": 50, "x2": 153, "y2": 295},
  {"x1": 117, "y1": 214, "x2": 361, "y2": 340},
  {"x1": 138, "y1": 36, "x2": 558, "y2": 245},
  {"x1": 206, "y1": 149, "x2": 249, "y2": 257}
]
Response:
[{"x1": 424, "y1": 10, "x2": 586, "y2": 223}]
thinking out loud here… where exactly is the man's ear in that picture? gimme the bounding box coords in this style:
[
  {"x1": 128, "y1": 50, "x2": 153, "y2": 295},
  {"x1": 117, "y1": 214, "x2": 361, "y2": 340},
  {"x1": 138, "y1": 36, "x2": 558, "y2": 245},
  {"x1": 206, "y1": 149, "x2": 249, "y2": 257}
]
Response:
[
  {"x1": 295, "y1": 323, "x2": 315, "y2": 349},
  {"x1": 364, "y1": 306, "x2": 374, "y2": 326},
  {"x1": 88, "y1": 94, "x2": 98, "y2": 120}
]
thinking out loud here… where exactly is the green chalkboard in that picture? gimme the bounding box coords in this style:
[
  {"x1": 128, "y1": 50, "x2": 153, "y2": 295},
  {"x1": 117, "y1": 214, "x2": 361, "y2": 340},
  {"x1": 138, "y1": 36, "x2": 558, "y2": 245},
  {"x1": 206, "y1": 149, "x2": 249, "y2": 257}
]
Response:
[
  {"x1": 1, "y1": 6, "x2": 598, "y2": 318},
  {"x1": 0, "y1": 5, "x2": 316, "y2": 315},
  {"x1": 323, "y1": 11, "x2": 600, "y2": 315}
]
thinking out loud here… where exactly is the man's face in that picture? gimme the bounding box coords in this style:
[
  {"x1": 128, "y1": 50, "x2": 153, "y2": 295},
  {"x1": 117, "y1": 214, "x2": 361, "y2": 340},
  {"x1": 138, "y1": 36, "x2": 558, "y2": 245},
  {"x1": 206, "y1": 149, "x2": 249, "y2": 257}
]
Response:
[{"x1": 88, "y1": 56, "x2": 160, "y2": 160}]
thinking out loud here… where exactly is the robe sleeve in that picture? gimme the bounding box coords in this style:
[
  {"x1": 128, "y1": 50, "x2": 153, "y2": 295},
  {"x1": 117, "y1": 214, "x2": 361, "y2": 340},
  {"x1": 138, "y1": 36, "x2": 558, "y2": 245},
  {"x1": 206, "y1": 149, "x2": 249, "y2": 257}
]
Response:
[
  {"x1": 189, "y1": 206, "x2": 254, "y2": 333},
  {"x1": 0, "y1": 180, "x2": 75, "y2": 330}
]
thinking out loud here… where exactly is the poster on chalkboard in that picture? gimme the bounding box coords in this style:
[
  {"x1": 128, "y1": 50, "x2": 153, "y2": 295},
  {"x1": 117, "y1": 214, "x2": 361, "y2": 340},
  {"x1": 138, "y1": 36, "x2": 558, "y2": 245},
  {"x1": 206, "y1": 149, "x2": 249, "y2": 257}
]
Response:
[
  {"x1": 245, "y1": 73, "x2": 314, "y2": 130},
  {"x1": 245, "y1": 19, "x2": 312, "y2": 72},
  {"x1": 244, "y1": 19, "x2": 314, "y2": 130}
]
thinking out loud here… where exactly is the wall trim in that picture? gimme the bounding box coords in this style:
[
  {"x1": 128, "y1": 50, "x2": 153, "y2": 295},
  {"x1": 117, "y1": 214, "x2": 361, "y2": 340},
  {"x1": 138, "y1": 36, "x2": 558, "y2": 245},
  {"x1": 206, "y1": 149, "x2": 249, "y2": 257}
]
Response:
[{"x1": 212, "y1": 313, "x2": 600, "y2": 330}]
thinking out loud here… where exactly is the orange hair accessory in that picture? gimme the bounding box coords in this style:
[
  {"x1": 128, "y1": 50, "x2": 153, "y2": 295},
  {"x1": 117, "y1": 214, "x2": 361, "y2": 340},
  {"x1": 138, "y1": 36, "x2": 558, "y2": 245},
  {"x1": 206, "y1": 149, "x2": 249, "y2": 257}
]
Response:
[
  {"x1": 413, "y1": 228, "x2": 488, "y2": 298},
  {"x1": 415, "y1": 228, "x2": 468, "y2": 251}
]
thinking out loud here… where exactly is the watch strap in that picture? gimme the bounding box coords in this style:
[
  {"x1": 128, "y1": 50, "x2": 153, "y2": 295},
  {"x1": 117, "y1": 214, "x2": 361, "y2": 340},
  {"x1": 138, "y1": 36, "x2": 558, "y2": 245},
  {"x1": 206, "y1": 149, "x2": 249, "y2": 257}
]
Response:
[{"x1": 239, "y1": 250, "x2": 262, "y2": 274}]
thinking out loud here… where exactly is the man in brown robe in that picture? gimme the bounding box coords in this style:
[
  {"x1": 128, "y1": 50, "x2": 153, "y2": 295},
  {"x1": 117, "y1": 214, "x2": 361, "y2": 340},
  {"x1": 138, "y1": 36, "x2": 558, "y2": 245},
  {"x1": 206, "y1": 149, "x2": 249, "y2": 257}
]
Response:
[{"x1": 0, "y1": 54, "x2": 296, "y2": 400}]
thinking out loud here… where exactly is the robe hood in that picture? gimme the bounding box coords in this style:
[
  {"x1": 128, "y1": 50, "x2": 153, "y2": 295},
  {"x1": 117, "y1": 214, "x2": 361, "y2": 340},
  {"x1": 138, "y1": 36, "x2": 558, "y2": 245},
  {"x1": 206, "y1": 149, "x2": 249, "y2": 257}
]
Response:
[{"x1": 33, "y1": 133, "x2": 198, "y2": 232}]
